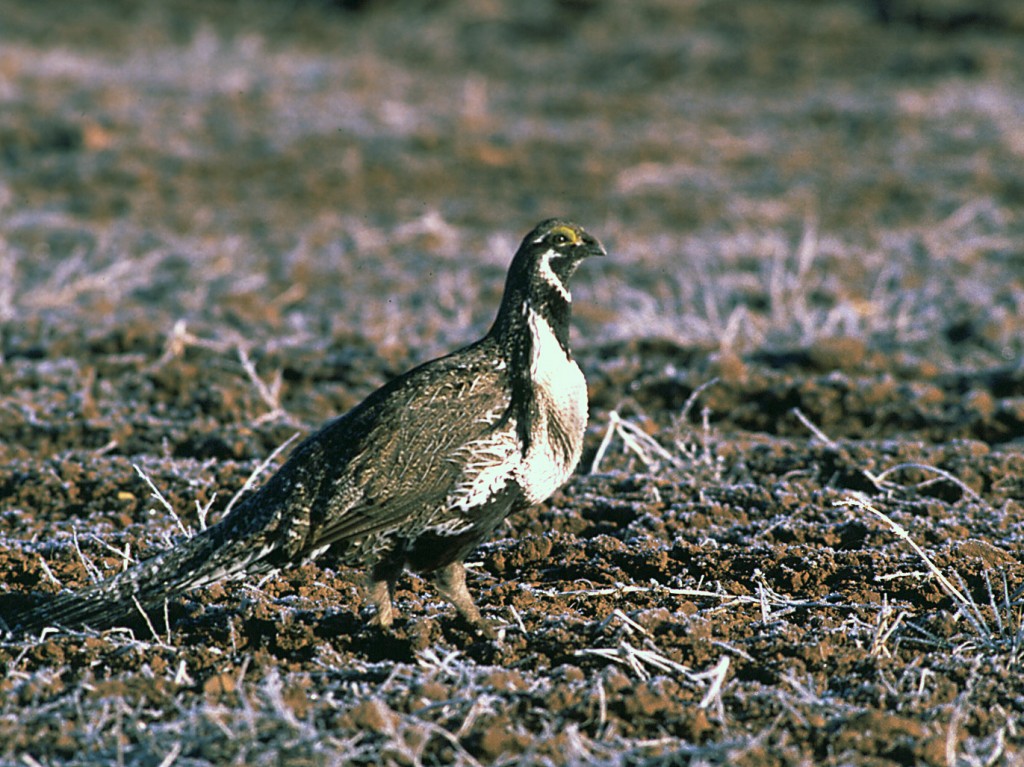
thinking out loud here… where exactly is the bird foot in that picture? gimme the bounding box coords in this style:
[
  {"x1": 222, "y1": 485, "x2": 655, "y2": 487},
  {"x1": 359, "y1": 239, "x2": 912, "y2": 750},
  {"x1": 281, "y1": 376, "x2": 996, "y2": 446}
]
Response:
[
  {"x1": 464, "y1": 615, "x2": 504, "y2": 640},
  {"x1": 367, "y1": 576, "x2": 397, "y2": 629}
]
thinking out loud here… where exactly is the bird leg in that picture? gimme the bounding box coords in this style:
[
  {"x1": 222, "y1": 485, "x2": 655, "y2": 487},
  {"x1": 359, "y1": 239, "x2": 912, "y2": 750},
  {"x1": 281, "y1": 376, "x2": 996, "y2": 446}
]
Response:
[
  {"x1": 367, "y1": 565, "x2": 399, "y2": 628},
  {"x1": 431, "y1": 561, "x2": 496, "y2": 637}
]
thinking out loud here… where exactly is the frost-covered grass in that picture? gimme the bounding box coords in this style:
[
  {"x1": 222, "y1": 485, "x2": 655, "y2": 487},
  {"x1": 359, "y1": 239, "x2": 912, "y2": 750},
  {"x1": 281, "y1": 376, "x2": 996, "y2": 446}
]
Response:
[{"x1": 2, "y1": 1, "x2": 1024, "y2": 765}]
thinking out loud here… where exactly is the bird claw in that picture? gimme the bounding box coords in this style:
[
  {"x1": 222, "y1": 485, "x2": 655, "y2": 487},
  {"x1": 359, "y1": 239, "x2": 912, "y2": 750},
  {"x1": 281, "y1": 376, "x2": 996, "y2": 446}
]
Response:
[{"x1": 465, "y1": 615, "x2": 505, "y2": 640}]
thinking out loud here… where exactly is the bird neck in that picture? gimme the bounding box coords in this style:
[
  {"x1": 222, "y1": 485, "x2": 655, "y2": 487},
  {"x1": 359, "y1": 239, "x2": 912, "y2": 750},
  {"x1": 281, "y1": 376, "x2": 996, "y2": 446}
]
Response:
[
  {"x1": 489, "y1": 280, "x2": 575, "y2": 454},
  {"x1": 491, "y1": 281, "x2": 573, "y2": 355}
]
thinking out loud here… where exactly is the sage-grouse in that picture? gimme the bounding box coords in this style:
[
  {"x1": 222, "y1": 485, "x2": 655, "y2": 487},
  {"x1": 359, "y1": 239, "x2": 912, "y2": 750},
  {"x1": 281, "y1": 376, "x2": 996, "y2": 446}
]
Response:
[{"x1": 7, "y1": 219, "x2": 604, "y2": 637}]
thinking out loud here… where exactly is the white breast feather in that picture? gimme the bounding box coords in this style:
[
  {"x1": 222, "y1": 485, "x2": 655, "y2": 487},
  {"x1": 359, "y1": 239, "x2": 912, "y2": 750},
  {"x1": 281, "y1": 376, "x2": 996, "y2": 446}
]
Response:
[
  {"x1": 440, "y1": 309, "x2": 587, "y2": 524},
  {"x1": 517, "y1": 308, "x2": 587, "y2": 504}
]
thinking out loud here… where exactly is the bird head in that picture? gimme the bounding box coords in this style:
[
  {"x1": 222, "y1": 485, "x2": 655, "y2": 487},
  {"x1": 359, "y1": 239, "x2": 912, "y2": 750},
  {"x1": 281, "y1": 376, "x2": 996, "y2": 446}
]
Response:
[
  {"x1": 511, "y1": 218, "x2": 606, "y2": 304},
  {"x1": 491, "y1": 219, "x2": 604, "y2": 342}
]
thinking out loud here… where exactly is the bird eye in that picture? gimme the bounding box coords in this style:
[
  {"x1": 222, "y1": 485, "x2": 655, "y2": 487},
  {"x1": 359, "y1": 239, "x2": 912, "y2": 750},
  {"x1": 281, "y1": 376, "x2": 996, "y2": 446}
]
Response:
[{"x1": 548, "y1": 226, "x2": 578, "y2": 247}]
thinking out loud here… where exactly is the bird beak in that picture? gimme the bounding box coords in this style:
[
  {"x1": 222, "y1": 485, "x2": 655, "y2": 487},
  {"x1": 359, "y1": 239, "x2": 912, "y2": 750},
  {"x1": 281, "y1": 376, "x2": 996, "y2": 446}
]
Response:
[{"x1": 582, "y1": 237, "x2": 607, "y2": 259}]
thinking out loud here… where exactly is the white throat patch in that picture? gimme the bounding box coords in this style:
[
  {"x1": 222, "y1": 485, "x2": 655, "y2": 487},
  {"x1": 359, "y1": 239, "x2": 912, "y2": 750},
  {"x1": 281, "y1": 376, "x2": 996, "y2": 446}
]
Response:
[{"x1": 537, "y1": 248, "x2": 572, "y2": 303}]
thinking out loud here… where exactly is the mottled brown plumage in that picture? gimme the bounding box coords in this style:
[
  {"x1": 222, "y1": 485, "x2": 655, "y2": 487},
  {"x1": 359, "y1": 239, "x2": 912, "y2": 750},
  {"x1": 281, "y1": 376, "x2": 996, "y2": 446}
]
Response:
[{"x1": 7, "y1": 219, "x2": 604, "y2": 636}]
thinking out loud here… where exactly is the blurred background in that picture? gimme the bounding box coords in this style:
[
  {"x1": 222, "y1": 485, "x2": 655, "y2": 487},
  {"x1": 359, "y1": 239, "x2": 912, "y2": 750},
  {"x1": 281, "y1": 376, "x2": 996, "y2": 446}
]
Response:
[
  {"x1": 3, "y1": 5, "x2": 1024, "y2": 764},
  {"x1": 1, "y1": 0, "x2": 1023, "y2": 364}
]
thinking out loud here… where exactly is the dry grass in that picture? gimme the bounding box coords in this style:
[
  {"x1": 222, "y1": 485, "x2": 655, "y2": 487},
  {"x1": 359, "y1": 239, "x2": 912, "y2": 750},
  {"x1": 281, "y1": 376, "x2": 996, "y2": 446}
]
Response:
[{"x1": 2, "y1": 1, "x2": 1024, "y2": 765}]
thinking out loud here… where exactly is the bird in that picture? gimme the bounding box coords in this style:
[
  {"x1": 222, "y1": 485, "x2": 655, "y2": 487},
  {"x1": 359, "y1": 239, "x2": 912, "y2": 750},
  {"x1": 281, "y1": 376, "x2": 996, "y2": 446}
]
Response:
[{"x1": 6, "y1": 218, "x2": 605, "y2": 637}]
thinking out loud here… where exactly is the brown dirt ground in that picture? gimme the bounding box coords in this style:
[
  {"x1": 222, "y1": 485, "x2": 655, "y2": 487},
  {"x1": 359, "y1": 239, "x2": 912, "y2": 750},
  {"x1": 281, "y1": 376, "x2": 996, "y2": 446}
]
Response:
[{"x1": 1, "y1": 1, "x2": 1023, "y2": 765}]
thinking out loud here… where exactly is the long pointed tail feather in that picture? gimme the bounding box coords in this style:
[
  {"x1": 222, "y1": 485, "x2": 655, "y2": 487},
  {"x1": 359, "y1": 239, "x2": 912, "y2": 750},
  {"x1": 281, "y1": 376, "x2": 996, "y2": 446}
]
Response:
[{"x1": 7, "y1": 521, "x2": 275, "y2": 635}]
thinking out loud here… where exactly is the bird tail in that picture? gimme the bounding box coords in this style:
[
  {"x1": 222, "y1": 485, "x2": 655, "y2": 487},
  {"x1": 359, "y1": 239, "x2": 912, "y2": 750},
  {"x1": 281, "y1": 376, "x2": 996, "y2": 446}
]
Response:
[{"x1": 6, "y1": 519, "x2": 278, "y2": 635}]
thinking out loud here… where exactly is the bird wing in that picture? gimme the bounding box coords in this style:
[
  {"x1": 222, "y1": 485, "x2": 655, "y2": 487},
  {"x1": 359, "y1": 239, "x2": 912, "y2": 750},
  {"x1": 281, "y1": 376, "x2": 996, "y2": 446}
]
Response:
[{"x1": 297, "y1": 344, "x2": 515, "y2": 550}]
